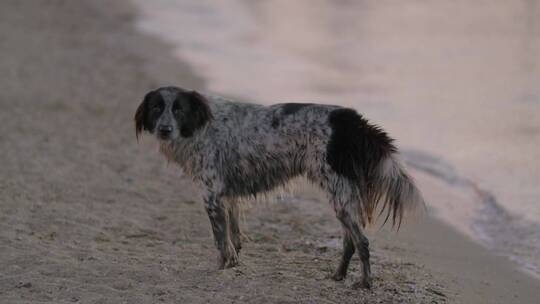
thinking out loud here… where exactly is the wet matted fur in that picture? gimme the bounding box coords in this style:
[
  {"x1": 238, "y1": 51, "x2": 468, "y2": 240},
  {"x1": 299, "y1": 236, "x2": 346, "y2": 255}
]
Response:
[{"x1": 134, "y1": 86, "x2": 424, "y2": 289}]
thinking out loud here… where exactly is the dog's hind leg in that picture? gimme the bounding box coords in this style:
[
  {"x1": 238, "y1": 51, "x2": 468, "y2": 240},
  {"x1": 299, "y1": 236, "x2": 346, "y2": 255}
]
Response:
[
  {"x1": 334, "y1": 202, "x2": 372, "y2": 289},
  {"x1": 204, "y1": 194, "x2": 239, "y2": 269},
  {"x1": 332, "y1": 226, "x2": 355, "y2": 281},
  {"x1": 227, "y1": 202, "x2": 242, "y2": 253}
]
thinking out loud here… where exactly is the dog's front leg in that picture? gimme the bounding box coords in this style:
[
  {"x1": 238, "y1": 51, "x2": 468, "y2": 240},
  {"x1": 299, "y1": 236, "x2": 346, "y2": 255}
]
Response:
[
  {"x1": 204, "y1": 194, "x2": 239, "y2": 269},
  {"x1": 227, "y1": 202, "x2": 242, "y2": 253}
]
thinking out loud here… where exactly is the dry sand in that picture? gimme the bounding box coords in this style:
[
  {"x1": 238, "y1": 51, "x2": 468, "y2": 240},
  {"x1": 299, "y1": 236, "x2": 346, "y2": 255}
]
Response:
[{"x1": 0, "y1": 1, "x2": 538, "y2": 303}]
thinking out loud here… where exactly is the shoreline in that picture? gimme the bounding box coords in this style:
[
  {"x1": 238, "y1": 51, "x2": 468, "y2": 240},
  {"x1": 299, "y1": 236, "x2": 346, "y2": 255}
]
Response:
[
  {"x1": 0, "y1": 0, "x2": 538, "y2": 303},
  {"x1": 389, "y1": 168, "x2": 540, "y2": 303},
  {"x1": 403, "y1": 149, "x2": 540, "y2": 279}
]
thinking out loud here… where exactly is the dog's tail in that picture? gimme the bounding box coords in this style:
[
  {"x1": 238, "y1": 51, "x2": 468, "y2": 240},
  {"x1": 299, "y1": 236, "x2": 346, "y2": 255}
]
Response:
[
  {"x1": 326, "y1": 108, "x2": 424, "y2": 229},
  {"x1": 362, "y1": 154, "x2": 425, "y2": 229}
]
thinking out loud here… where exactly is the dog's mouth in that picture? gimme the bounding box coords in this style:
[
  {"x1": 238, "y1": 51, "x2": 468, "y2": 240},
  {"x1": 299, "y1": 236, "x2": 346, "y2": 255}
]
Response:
[{"x1": 157, "y1": 132, "x2": 173, "y2": 140}]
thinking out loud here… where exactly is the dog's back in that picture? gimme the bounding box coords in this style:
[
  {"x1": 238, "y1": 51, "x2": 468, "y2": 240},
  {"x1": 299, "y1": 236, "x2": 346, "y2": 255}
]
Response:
[{"x1": 201, "y1": 98, "x2": 339, "y2": 198}]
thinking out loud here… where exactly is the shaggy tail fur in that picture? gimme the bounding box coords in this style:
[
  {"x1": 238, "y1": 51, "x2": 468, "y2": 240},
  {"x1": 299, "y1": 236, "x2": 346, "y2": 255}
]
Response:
[
  {"x1": 326, "y1": 108, "x2": 424, "y2": 229},
  {"x1": 362, "y1": 155, "x2": 425, "y2": 229}
]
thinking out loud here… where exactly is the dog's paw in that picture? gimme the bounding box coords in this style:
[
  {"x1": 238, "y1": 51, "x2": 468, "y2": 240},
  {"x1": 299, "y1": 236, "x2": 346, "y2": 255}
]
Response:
[
  {"x1": 222, "y1": 256, "x2": 239, "y2": 269},
  {"x1": 218, "y1": 248, "x2": 239, "y2": 269},
  {"x1": 331, "y1": 271, "x2": 346, "y2": 281}
]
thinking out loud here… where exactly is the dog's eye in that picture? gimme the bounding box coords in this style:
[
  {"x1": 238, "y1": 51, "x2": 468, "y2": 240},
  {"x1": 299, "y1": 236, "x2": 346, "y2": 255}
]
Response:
[
  {"x1": 153, "y1": 106, "x2": 161, "y2": 113},
  {"x1": 173, "y1": 108, "x2": 180, "y2": 115}
]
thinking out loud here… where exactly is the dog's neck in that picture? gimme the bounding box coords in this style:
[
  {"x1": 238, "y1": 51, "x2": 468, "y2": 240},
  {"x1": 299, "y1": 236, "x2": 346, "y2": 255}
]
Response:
[{"x1": 160, "y1": 126, "x2": 208, "y2": 178}]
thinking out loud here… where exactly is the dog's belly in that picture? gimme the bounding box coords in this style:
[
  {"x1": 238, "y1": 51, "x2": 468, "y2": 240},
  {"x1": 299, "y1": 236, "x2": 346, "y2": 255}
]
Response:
[{"x1": 220, "y1": 152, "x2": 305, "y2": 198}]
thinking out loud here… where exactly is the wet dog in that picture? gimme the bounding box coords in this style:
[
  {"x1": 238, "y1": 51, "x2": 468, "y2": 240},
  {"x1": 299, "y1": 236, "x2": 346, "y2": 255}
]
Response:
[{"x1": 134, "y1": 86, "x2": 424, "y2": 288}]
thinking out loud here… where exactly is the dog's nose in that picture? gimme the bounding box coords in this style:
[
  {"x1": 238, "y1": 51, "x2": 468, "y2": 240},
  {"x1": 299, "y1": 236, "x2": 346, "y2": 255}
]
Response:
[
  {"x1": 158, "y1": 125, "x2": 173, "y2": 136},
  {"x1": 159, "y1": 125, "x2": 173, "y2": 132}
]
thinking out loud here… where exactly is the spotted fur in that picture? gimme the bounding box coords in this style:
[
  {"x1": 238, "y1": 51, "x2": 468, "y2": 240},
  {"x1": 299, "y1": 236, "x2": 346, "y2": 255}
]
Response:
[{"x1": 134, "y1": 86, "x2": 424, "y2": 288}]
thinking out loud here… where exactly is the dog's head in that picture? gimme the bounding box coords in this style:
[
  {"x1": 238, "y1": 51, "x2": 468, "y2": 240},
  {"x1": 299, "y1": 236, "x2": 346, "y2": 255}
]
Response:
[{"x1": 135, "y1": 86, "x2": 213, "y2": 141}]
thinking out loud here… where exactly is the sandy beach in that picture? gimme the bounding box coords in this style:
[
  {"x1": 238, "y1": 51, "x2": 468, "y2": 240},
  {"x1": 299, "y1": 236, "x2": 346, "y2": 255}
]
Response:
[{"x1": 1, "y1": 1, "x2": 539, "y2": 303}]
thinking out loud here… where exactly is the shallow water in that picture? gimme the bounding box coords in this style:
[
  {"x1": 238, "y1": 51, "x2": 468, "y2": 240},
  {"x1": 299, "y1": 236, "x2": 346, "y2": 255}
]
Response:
[{"x1": 132, "y1": 0, "x2": 540, "y2": 276}]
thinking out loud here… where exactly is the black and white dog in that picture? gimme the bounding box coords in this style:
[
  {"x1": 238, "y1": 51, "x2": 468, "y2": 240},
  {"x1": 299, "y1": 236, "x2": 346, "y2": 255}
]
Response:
[{"x1": 135, "y1": 86, "x2": 423, "y2": 289}]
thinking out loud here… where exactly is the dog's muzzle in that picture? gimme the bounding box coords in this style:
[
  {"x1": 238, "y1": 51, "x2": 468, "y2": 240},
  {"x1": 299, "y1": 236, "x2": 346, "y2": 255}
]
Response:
[{"x1": 158, "y1": 125, "x2": 173, "y2": 139}]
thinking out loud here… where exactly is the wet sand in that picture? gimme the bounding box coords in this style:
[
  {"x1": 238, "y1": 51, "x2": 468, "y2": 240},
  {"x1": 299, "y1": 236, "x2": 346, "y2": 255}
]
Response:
[{"x1": 0, "y1": 1, "x2": 539, "y2": 303}]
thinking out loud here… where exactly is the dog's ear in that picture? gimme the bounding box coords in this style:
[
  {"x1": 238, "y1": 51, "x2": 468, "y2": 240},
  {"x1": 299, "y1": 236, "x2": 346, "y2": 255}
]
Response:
[
  {"x1": 135, "y1": 90, "x2": 154, "y2": 139},
  {"x1": 180, "y1": 90, "x2": 213, "y2": 137}
]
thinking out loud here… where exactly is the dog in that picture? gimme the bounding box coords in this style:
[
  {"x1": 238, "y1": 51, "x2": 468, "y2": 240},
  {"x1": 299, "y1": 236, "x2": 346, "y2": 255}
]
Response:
[{"x1": 134, "y1": 86, "x2": 424, "y2": 289}]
